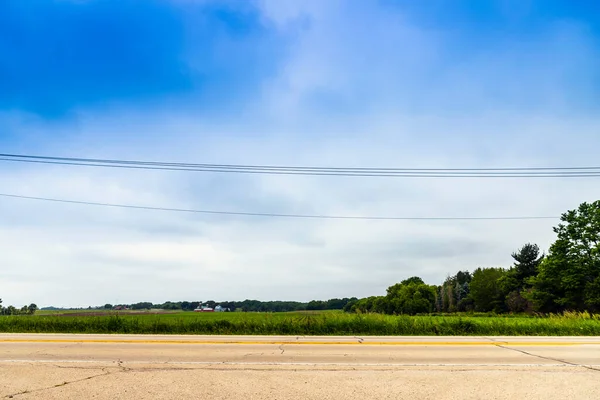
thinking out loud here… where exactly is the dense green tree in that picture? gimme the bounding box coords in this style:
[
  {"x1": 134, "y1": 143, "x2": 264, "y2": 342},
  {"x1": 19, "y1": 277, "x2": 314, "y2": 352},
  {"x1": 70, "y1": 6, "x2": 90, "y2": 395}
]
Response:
[
  {"x1": 306, "y1": 300, "x2": 326, "y2": 310},
  {"x1": 5, "y1": 305, "x2": 17, "y2": 315},
  {"x1": 584, "y1": 277, "x2": 600, "y2": 310},
  {"x1": 349, "y1": 296, "x2": 385, "y2": 313},
  {"x1": 511, "y1": 243, "x2": 544, "y2": 285},
  {"x1": 440, "y1": 279, "x2": 454, "y2": 312},
  {"x1": 469, "y1": 267, "x2": 507, "y2": 312},
  {"x1": 160, "y1": 301, "x2": 181, "y2": 310},
  {"x1": 343, "y1": 298, "x2": 359, "y2": 312},
  {"x1": 495, "y1": 243, "x2": 543, "y2": 313},
  {"x1": 435, "y1": 286, "x2": 444, "y2": 312},
  {"x1": 306, "y1": 298, "x2": 355, "y2": 311},
  {"x1": 327, "y1": 298, "x2": 356, "y2": 310},
  {"x1": 383, "y1": 278, "x2": 437, "y2": 315},
  {"x1": 529, "y1": 201, "x2": 600, "y2": 312},
  {"x1": 455, "y1": 271, "x2": 472, "y2": 286},
  {"x1": 401, "y1": 276, "x2": 425, "y2": 286},
  {"x1": 455, "y1": 282, "x2": 473, "y2": 311},
  {"x1": 505, "y1": 290, "x2": 529, "y2": 313},
  {"x1": 438, "y1": 271, "x2": 472, "y2": 312},
  {"x1": 131, "y1": 302, "x2": 154, "y2": 310},
  {"x1": 235, "y1": 300, "x2": 307, "y2": 312}
]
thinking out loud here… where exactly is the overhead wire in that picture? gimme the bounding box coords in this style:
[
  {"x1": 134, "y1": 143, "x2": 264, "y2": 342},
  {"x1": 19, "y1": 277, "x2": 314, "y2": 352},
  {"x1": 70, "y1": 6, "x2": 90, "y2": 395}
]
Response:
[
  {"x1": 0, "y1": 193, "x2": 560, "y2": 221},
  {"x1": 0, "y1": 153, "x2": 567, "y2": 221},
  {"x1": 1, "y1": 153, "x2": 600, "y2": 178}
]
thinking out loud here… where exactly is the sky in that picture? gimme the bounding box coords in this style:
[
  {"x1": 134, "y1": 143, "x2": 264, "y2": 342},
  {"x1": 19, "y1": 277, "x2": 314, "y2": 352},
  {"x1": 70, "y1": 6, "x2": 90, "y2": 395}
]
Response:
[{"x1": 1, "y1": 0, "x2": 600, "y2": 308}]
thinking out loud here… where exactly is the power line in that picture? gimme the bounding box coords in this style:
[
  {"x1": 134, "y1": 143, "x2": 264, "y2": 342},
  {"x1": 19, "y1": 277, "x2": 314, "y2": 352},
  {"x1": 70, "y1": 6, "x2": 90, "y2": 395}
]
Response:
[
  {"x1": 1, "y1": 153, "x2": 600, "y2": 178},
  {"x1": 4, "y1": 157, "x2": 600, "y2": 177},
  {"x1": 0, "y1": 193, "x2": 559, "y2": 221},
  {"x1": 3, "y1": 153, "x2": 600, "y2": 171}
]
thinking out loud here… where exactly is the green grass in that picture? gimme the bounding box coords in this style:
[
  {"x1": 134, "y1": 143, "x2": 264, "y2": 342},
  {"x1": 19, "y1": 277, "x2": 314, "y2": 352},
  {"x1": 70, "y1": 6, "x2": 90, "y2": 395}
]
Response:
[{"x1": 1, "y1": 311, "x2": 599, "y2": 335}]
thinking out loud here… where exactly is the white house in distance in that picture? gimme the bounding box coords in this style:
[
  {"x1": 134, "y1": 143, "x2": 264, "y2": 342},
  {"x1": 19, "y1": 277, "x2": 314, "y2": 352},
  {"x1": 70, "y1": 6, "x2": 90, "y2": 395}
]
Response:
[{"x1": 193, "y1": 304, "x2": 229, "y2": 312}]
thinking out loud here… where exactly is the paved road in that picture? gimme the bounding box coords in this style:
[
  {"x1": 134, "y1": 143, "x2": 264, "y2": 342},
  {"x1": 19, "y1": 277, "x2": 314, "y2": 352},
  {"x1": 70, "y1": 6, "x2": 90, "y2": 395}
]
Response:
[{"x1": 1, "y1": 334, "x2": 599, "y2": 399}]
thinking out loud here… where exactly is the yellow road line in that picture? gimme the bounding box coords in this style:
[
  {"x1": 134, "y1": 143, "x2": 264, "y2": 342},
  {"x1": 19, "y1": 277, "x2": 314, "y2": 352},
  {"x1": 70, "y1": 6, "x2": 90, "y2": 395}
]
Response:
[{"x1": 0, "y1": 339, "x2": 598, "y2": 346}]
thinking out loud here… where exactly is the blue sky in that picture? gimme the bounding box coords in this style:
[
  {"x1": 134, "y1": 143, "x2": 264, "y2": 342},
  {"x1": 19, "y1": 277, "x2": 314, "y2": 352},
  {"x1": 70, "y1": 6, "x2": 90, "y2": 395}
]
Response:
[
  {"x1": 2, "y1": 0, "x2": 598, "y2": 120},
  {"x1": 1, "y1": 0, "x2": 600, "y2": 307},
  {"x1": 0, "y1": 0, "x2": 287, "y2": 118}
]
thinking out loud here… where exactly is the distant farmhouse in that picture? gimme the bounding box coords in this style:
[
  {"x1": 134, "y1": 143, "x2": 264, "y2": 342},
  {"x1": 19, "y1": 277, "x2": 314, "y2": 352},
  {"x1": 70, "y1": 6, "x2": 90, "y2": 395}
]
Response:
[{"x1": 194, "y1": 304, "x2": 229, "y2": 312}]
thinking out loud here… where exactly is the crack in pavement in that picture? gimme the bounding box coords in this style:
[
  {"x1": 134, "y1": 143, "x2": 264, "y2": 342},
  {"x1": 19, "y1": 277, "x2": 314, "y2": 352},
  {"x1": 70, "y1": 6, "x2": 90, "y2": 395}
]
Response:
[
  {"x1": 279, "y1": 345, "x2": 285, "y2": 355},
  {"x1": 3, "y1": 359, "x2": 135, "y2": 398},
  {"x1": 483, "y1": 337, "x2": 600, "y2": 373},
  {"x1": 495, "y1": 344, "x2": 600, "y2": 372},
  {"x1": 4, "y1": 368, "x2": 113, "y2": 399}
]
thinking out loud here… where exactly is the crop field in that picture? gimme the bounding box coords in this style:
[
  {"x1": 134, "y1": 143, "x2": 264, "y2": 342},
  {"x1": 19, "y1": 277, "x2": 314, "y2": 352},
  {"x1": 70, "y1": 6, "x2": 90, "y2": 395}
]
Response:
[{"x1": 1, "y1": 311, "x2": 599, "y2": 336}]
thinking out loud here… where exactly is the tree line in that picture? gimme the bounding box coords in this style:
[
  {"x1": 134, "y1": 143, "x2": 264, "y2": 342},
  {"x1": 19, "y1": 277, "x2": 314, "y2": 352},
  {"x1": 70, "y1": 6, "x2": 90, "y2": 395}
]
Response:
[
  {"x1": 348, "y1": 200, "x2": 600, "y2": 315},
  {"x1": 98, "y1": 298, "x2": 359, "y2": 313},
  {"x1": 0, "y1": 299, "x2": 38, "y2": 315}
]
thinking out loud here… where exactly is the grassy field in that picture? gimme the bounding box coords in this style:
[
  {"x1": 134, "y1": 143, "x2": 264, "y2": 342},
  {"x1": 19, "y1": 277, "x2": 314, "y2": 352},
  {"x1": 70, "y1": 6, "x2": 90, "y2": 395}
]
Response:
[{"x1": 1, "y1": 310, "x2": 599, "y2": 335}]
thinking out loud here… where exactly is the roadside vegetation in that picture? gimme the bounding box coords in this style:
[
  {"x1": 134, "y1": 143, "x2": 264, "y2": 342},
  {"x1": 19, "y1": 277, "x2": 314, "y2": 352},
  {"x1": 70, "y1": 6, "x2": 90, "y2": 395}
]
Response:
[{"x1": 1, "y1": 310, "x2": 599, "y2": 336}]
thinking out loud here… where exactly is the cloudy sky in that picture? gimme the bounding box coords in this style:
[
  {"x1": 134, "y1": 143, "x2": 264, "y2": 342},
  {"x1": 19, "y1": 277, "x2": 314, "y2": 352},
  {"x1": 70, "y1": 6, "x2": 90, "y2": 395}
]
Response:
[{"x1": 1, "y1": 0, "x2": 599, "y2": 308}]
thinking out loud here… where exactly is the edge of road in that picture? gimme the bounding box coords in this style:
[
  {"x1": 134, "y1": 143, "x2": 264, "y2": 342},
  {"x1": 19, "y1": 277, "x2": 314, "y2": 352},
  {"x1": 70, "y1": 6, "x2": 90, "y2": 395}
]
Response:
[{"x1": 1, "y1": 334, "x2": 599, "y2": 346}]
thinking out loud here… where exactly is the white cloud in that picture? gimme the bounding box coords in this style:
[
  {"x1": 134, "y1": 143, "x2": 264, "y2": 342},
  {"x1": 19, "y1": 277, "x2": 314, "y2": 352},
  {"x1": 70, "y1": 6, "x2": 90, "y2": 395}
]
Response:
[{"x1": 2, "y1": 111, "x2": 599, "y2": 307}]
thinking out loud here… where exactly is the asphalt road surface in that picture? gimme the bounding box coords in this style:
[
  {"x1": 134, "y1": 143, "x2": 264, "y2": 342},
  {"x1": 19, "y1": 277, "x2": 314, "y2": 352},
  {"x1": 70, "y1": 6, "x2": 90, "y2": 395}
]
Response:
[{"x1": 1, "y1": 334, "x2": 599, "y2": 399}]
